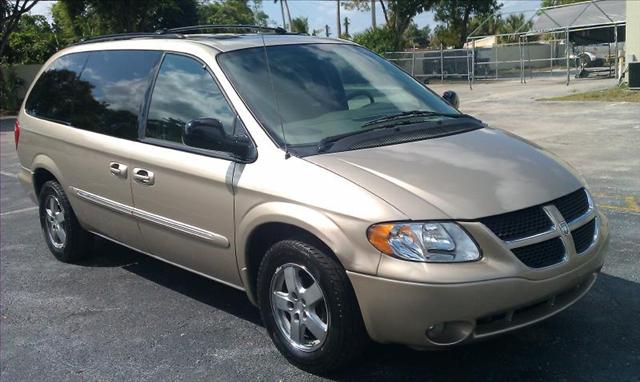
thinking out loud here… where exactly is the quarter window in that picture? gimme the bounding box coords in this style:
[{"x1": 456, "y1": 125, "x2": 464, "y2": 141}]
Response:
[
  {"x1": 145, "y1": 54, "x2": 236, "y2": 145},
  {"x1": 25, "y1": 53, "x2": 88, "y2": 124},
  {"x1": 71, "y1": 50, "x2": 161, "y2": 140}
]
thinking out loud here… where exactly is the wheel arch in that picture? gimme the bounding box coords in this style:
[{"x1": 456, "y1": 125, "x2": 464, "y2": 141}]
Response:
[
  {"x1": 31, "y1": 154, "x2": 64, "y2": 197},
  {"x1": 237, "y1": 203, "x2": 352, "y2": 305}
]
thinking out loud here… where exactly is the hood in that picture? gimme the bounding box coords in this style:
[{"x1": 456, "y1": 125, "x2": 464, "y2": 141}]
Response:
[{"x1": 306, "y1": 128, "x2": 583, "y2": 220}]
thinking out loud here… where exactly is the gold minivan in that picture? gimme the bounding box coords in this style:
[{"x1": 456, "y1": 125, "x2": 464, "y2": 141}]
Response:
[{"x1": 16, "y1": 26, "x2": 608, "y2": 373}]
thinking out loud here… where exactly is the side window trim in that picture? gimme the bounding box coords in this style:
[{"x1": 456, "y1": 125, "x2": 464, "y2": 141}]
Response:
[{"x1": 139, "y1": 51, "x2": 257, "y2": 163}]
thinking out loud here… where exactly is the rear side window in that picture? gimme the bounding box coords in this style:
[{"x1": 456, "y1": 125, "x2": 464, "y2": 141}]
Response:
[
  {"x1": 71, "y1": 50, "x2": 161, "y2": 139},
  {"x1": 145, "y1": 53, "x2": 236, "y2": 143},
  {"x1": 25, "y1": 53, "x2": 88, "y2": 124}
]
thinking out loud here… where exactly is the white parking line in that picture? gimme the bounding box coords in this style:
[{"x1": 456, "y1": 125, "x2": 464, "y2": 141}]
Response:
[{"x1": 0, "y1": 206, "x2": 38, "y2": 216}]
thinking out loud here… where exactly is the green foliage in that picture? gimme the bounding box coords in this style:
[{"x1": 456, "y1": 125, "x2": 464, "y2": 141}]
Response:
[
  {"x1": 290, "y1": 16, "x2": 309, "y2": 34},
  {"x1": 404, "y1": 23, "x2": 431, "y2": 48},
  {"x1": 386, "y1": 0, "x2": 436, "y2": 50},
  {"x1": 54, "y1": 0, "x2": 199, "y2": 41},
  {"x1": 5, "y1": 14, "x2": 58, "y2": 64},
  {"x1": 197, "y1": 0, "x2": 254, "y2": 25},
  {"x1": 541, "y1": 0, "x2": 585, "y2": 8},
  {"x1": 352, "y1": 27, "x2": 395, "y2": 55},
  {"x1": 0, "y1": 66, "x2": 25, "y2": 113},
  {"x1": 432, "y1": 0, "x2": 501, "y2": 48},
  {"x1": 496, "y1": 13, "x2": 533, "y2": 43}
]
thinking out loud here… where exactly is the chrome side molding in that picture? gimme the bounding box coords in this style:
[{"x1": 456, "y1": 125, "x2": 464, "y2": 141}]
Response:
[{"x1": 70, "y1": 186, "x2": 229, "y2": 248}]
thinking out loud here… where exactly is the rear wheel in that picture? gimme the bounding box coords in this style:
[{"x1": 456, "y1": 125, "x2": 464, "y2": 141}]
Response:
[
  {"x1": 38, "y1": 180, "x2": 92, "y2": 262},
  {"x1": 257, "y1": 239, "x2": 367, "y2": 374}
]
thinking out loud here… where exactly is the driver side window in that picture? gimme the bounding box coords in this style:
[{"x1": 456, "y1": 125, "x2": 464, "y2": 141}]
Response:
[{"x1": 145, "y1": 53, "x2": 236, "y2": 145}]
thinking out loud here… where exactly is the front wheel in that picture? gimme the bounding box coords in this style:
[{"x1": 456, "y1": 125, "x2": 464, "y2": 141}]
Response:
[{"x1": 257, "y1": 240, "x2": 367, "y2": 374}]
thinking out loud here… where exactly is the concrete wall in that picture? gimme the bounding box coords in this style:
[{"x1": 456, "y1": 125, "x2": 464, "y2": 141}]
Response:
[{"x1": 626, "y1": 0, "x2": 640, "y2": 72}]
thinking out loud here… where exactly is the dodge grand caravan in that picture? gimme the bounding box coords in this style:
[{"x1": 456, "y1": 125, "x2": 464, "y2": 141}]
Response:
[{"x1": 16, "y1": 26, "x2": 608, "y2": 373}]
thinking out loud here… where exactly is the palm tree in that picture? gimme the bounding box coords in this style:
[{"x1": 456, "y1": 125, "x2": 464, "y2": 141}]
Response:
[{"x1": 273, "y1": 0, "x2": 292, "y2": 31}]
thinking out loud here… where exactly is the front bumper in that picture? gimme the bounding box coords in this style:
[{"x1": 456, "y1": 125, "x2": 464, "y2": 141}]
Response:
[{"x1": 348, "y1": 216, "x2": 608, "y2": 348}]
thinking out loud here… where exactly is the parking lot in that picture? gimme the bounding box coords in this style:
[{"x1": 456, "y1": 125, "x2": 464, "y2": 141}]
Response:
[{"x1": 1, "y1": 79, "x2": 639, "y2": 381}]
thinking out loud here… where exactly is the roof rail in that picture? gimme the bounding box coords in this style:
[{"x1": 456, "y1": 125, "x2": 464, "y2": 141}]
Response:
[
  {"x1": 71, "y1": 24, "x2": 294, "y2": 47},
  {"x1": 161, "y1": 24, "x2": 289, "y2": 35},
  {"x1": 73, "y1": 31, "x2": 184, "y2": 46}
]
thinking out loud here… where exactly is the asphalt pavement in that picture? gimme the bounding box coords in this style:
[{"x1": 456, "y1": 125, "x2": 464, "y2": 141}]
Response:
[{"x1": 1, "y1": 80, "x2": 639, "y2": 381}]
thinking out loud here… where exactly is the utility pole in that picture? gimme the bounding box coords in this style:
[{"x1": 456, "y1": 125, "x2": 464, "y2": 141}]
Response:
[
  {"x1": 284, "y1": 0, "x2": 292, "y2": 33},
  {"x1": 371, "y1": 0, "x2": 376, "y2": 29},
  {"x1": 279, "y1": 1, "x2": 286, "y2": 30},
  {"x1": 344, "y1": 17, "x2": 350, "y2": 38},
  {"x1": 336, "y1": 0, "x2": 342, "y2": 37}
]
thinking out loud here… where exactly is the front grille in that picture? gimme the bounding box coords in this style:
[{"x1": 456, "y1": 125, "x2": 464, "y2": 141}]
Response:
[
  {"x1": 553, "y1": 188, "x2": 589, "y2": 222},
  {"x1": 572, "y1": 218, "x2": 596, "y2": 254},
  {"x1": 479, "y1": 188, "x2": 593, "y2": 269},
  {"x1": 511, "y1": 238, "x2": 566, "y2": 268},
  {"x1": 479, "y1": 206, "x2": 552, "y2": 241}
]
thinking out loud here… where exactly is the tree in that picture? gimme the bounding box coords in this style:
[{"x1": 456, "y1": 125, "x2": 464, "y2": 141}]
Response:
[
  {"x1": 290, "y1": 16, "x2": 308, "y2": 34},
  {"x1": 54, "y1": 0, "x2": 198, "y2": 41},
  {"x1": 499, "y1": 13, "x2": 533, "y2": 39},
  {"x1": 273, "y1": 0, "x2": 292, "y2": 31},
  {"x1": 197, "y1": 0, "x2": 254, "y2": 25},
  {"x1": 1, "y1": 0, "x2": 41, "y2": 63},
  {"x1": 352, "y1": 27, "x2": 395, "y2": 55},
  {"x1": 541, "y1": 0, "x2": 584, "y2": 7},
  {"x1": 251, "y1": 0, "x2": 269, "y2": 27},
  {"x1": 432, "y1": 0, "x2": 501, "y2": 48},
  {"x1": 344, "y1": 1, "x2": 437, "y2": 51},
  {"x1": 405, "y1": 23, "x2": 431, "y2": 48},
  {"x1": 5, "y1": 14, "x2": 58, "y2": 64}
]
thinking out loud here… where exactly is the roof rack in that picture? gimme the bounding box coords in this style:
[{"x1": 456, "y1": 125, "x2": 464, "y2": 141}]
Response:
[
  {"x1": 74, "y1": 31, "x2": 184, "y2": 46},
  {"x1": 162, "y1": 24, "x2": 289, "y2": 35},
  {"x1": 72, "y1": 25, "x2": 292, "y2": 46}
]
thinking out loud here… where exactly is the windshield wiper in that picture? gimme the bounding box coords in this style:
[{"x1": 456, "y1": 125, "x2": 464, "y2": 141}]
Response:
[
  {"x1": 317, "y1": 125, "x2": 399, "y2": 153},
  {"x1": 361, "y1": 110, "x2": 474, "y2": 128}
]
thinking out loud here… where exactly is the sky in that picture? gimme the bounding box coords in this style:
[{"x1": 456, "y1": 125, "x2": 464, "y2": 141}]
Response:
[{"x1": 30, "y1": 0, "x2": 543, "y2": 37}]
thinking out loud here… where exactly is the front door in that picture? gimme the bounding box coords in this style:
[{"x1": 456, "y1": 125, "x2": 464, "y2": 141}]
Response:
[{"x1": 129, "y1": 53, "x2": 243, "y2": 285}]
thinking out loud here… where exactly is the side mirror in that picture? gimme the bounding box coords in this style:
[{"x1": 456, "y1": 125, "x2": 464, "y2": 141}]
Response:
[
  {"x1": 183, "y1": 118, "x2": 226, "y2": 150},
  {"x1": 442, "y1": 90, "x2": 460, "y2": 109},
  {"x1": 183, "y1": 118, "x2": 255, "y2": 161}
]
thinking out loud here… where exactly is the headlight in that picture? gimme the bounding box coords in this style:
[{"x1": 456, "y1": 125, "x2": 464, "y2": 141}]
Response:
[{"x1": 367, "y1": 222, "x2": 480, "y2": 263}]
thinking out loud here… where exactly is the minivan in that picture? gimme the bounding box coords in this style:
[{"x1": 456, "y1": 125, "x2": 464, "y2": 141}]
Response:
[{"x1": 16, "y1": 26, "x2": 608, "y2": 373}]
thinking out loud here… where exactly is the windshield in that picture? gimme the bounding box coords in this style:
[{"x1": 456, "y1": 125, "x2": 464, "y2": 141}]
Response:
[{"x1": 217, "y1": 43, "x2": 463, "y2": 152}]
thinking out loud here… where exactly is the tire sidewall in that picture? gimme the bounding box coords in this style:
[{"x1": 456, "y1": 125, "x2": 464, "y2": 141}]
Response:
[
  {"x1": 257, "y1": 241, "x2": 348, "y2": 367},
  {"x1": 38, "y1": 181, "x2": 73, "y2": 261}
]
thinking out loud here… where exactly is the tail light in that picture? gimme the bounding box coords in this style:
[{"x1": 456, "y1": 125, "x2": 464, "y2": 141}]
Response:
[{"x1": 14, "y1": 119, "x2": 20, "y2": 150}]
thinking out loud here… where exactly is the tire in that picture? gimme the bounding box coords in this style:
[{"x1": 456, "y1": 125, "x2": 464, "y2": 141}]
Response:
[
  {"x1": 38, "y1": 180, "x2": 92, "y2": 262},
  {"x1": 257, "y1": 239, "x2": 367, "y2": 374}
]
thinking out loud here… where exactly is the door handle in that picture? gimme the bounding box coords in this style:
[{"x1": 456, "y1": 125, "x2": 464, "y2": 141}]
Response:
[
  {"x1": 133, "y1": 168, "x2": 155, "y2": 185},
  {"x1": 109, "y1": 162, "x2": 128, "y2": 178}
]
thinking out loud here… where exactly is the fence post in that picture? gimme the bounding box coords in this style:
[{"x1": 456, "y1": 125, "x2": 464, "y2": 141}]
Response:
[
  {"x1": 467, "y1": 46, "x2": 472, "y2": 90},
  {"x1": 614, "y1": 24, "x2": 618, "y2": 79},
  {"x1": 411, "y1": 50, "x2": 416, "y2": 77},
  {"x1": 550, "y1": 39, "x2": 553, "y2": 75},
  {"x1": 495, "y1": 42, "x2": 499, "y2": 80},
  {"x1": 440, "y1": 44, "x2": 444, "y2": 83},
  {"x1": 472, "y1": 39, "x2": 476, "y2": 87},
  {"x1": 566, "y1": 27, "x2": 570, "y2": 86},
  {"x1": 519, "y1": 35, "x2": 524, "y2": 84}
]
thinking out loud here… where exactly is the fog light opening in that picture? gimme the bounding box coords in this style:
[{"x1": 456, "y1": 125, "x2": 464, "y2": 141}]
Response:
[{"x1": 425, "y1": 321, "x2": 474, "y2": 345}]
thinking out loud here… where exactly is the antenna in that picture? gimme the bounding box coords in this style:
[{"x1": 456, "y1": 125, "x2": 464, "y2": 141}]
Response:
[{"x1": 259, "y1": 32, "x2": 290, "y2": 159}]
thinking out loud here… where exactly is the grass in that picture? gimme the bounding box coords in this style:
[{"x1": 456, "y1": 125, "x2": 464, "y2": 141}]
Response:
[{"x1": 540, "y1": 84, "x2": 640, "y2": 102}]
